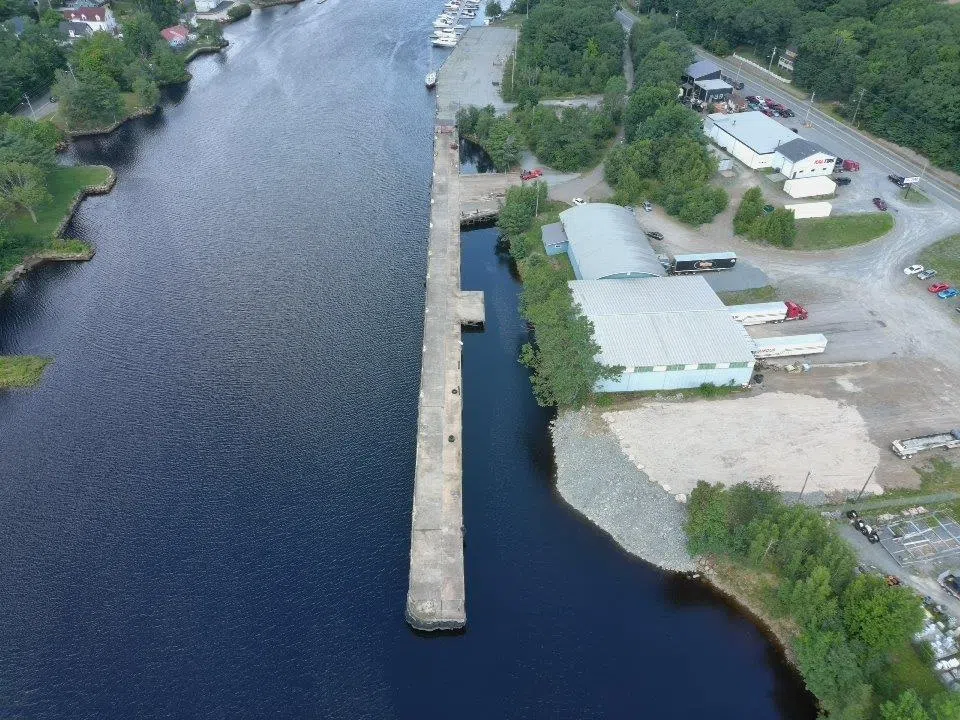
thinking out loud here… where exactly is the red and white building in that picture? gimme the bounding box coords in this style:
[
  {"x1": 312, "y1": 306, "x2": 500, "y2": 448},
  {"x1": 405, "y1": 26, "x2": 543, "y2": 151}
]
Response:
[
  {"x1": 59, "y1": 4, "x2": 117, "y2": 34},
  {"x1": 160, "y1": 24, "x2": 190, "y2": 46}
]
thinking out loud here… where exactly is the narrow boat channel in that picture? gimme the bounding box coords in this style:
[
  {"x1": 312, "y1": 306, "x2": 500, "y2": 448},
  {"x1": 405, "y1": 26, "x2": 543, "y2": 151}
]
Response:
[{"x1": 0, "y1": 0, "x2": 816, "y2": 716}]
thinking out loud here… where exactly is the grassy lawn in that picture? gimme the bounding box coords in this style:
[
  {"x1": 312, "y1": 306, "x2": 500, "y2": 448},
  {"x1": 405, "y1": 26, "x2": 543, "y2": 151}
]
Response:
[
  {"x1": 793, "y1": 212, "x2": 894, "y2": 251},
  {"x1": 491, "y1": 13, "x2": 524, "y2": 28},
  {"x1": 0, "y1": 356, "x2": 52, "y2": 389},
  {"x1": 1, "y1": 165, "x2": 110, "y2": 273},
  {"x1": 717, "y1": 285, "x2": 777, "y2": 305},
  {"x1": 919, "y1": 234, "x2": 960, "y2": 287},
  {"x1": 901, "y1": 187, "x2": 931, "y2": 205},
  {"x1": 872, "y1": 641, "x2": 945, "y2": 707}
]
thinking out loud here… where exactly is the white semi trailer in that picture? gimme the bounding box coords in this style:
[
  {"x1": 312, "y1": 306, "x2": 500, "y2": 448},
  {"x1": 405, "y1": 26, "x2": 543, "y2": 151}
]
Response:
[
  {"x1": 752, "y1": 333, "x2": 828, "y2": 359},
  {"x1": 728, "y1": 301, "x2": 808, "y2": 325},
  {"x1": 891, "y1": 430, "x2": 960, "y2": 459}
]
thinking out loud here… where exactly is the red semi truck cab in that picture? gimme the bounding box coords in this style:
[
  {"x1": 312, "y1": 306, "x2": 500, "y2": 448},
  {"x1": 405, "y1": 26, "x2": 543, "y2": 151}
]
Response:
[{"x1": 785, "y1": 301, "x2": 808, "y2": 320}]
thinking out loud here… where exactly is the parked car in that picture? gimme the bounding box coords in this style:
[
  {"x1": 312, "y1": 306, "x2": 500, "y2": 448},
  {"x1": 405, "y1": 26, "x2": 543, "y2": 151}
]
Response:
[
  {"x1": 747, "y1": 95, "x2": 762, "y2": 104},
  {"x1": 761, "y1": 107, "x2": 774, "y2": 117},
  {"x1": 643, "y1": 201, "x2": 652, "y2": 212},
  {"x1": 747, "y1": 102, "x2": 760, "y2": 111},
  {"x1": 781, "y1": 108, "x2": 795, "y2": 117},
  {"x1": 918, "y1": 269, "x2": 937, "y2": 280},
  {"x1": 846, "y1": 509, "x2": 860, "y2": 519},
  {"x1": 764, "y1": 97, "x2": 776, "y2": 106},
  {"x1": 873, "y1": 197, "x2": 888, "y2": 210},
  {"x1": 732, "y1": 81, "x2": 744, "y2": 90},
  {"x1": 571, "y1": 197, "x2": 586, "y2": 206},
  {"x1": 904, "y1": 264, "x2": 924, "y2": 275},
  {"x1": 888, "y1": 174, "x2": 906, "y2": 187},
  {"x1": 939, "y1": 288, "x2": 959, "y2": 299},
  {"x1": 645, "y1": 231, "x2": 664, "y2": 241},
  {"x1": 835, "y1": 176, "x2": 851, "y2": 186},
  {"x1": 928, "y1": 282, "x2": 950, "y2": 293}
]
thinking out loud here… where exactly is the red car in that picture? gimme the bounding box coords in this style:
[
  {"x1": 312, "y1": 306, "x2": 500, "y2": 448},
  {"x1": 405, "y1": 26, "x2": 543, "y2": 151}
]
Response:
[
  {"x1": 761, "y1": 107, "x2": 775, "y2": 117},
  {"x1": 764, "y1": 98, "x2": 776, "y2": 106},
  {"x1": 872, "y1": 197, "x2": 888, "y2": 210},
  {"x1": 928, "y1": 283, "x2": 950, "y2": 293},
  {"x1": 520, "y1": 168, "x2": 543, "y2": 181}
]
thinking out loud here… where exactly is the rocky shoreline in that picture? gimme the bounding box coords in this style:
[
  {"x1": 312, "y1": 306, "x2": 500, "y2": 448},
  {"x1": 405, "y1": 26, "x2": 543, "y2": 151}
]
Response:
[
  {"x1": 551, "y1": 407, "x2": 803, "y2": 670},
  {"x1": 551, "y1": 409, "x2": 695, "y2": 573}
]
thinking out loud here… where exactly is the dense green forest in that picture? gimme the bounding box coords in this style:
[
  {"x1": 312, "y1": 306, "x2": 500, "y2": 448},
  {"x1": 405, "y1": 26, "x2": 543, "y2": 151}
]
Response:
[
  {"x1": 0, "y1": 0, "x2": 189, "y2": 116},
  {"x1": 502, "y1": 0, "x2": 625, "y2": 99},
  {"x1": 635, "y1": 0, "x2": 960, "y2": 171},
  {"x1": 497, "y1": 184, "x2": 621, "y2": 407},
  {"x1": 604, "y1": 18, "x2": 727, "y2": 225},
  {"x1": 687, "y1": 481, "x2": 960, "y2": 719}
]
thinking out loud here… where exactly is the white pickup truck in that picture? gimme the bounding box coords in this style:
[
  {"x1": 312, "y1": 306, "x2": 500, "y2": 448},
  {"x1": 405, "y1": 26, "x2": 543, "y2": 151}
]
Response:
[{"x1": 891, "y1": 430, "x2": 960, "y2": 459}]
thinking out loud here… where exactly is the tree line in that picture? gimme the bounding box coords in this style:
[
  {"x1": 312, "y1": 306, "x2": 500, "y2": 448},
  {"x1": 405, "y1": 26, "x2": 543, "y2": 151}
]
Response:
[
  {"x1": 501, "y1": 0, "x2": 625, "y2": 100},
  {"x1": 641, "y1": 0, "x2": 960, "y2": 171},
  {"x1": 0, "y1": 114, "x2": 59, "y2": 225},
  {"x1": 496, "y1": 184, "x2": 620, "y2": 407},
  {"x1": 686, "y1": 480, "x2": 960, "y2": 719},
  {"x1": 604, "y1": 18, "x2": 727, "y2": 225}
]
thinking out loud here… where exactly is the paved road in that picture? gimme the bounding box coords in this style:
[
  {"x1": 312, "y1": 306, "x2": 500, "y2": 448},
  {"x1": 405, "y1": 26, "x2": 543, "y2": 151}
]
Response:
[{"x1": 14, "y1": 91, "x2": 57, "y2": 120}]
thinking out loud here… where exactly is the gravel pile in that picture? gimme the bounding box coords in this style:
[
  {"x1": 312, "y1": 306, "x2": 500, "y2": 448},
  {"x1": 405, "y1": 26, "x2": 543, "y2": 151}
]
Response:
[{"x1": 551, "y1": 409, "x2": 695, "y2": 573}]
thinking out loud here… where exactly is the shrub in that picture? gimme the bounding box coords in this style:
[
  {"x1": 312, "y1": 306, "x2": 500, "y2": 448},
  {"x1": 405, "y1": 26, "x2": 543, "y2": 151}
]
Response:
[{"x1": 228, "y1": 3, "x2": 252, "y2": 20}]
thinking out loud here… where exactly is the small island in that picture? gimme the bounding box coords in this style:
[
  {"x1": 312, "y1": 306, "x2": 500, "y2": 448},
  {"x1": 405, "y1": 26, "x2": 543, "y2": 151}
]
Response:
[{"x1": 0, "y1": 356, "x2": 52, "y2": 389}]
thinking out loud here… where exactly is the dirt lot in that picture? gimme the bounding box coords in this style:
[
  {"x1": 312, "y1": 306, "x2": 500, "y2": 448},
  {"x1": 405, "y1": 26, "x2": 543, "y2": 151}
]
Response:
[{"x1": 604, "y1": 391, "x2": 882, "y2": 498}]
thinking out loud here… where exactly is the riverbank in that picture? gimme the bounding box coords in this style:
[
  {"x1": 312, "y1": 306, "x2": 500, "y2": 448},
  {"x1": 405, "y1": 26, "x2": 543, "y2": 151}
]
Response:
[
  {"x1": 1, "y1": 165, "x2": 113, "y2": 295},
  {"x1": 552, "y1": 409, "x2": 800, "y2": 658},
  {"x1": 551, "y1": 409, "x2": 695, "y2": 572}
]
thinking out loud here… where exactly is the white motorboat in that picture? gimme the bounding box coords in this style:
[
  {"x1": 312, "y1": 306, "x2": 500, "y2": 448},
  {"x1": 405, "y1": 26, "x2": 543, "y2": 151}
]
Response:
[
  {"x1": 425, "y1": 71, "x2": 437, "y2": 89},
  {"x1": 461, "y1": 10, "x2": 475, "y2": 17},
  {"x1": 432, "y1": 36, "x2": 458, "y2": 47},
  {"x1": 433, "y1": 15, "x2": 455, "y2": 26}
]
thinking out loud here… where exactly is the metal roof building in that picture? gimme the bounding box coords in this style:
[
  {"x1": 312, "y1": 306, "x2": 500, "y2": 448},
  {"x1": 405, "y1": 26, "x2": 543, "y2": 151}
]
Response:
[
  {"x1": 703, "y1": 111, "x2": 799, "y2": 169},
  {"x1": 569, "y1": 277, "x2": 756, "y2": 392},
  {"x1": 558, "y1": 203, "x2": 666, "y2": 280}
]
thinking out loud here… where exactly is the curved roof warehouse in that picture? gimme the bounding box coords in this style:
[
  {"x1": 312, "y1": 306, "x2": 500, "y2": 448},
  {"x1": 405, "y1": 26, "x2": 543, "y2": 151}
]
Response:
[{"x1": 544, "y1": 203, "x2": 667, "y2": 281}]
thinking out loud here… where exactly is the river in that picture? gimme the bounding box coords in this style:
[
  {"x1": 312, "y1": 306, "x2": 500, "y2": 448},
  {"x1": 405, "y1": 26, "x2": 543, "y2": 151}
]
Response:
[{"x1": 0, "y1": 1, "x2": 816, "y2": 717}]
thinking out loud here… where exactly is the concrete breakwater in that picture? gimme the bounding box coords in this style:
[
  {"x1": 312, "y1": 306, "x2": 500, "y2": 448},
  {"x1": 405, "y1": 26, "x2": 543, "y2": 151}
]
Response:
[{"x1": 405, "y1": 30, "x2": 521, "y2": 631}]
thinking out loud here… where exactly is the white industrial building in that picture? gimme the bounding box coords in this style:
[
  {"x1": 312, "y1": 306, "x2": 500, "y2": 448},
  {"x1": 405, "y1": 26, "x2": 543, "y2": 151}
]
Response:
[
  {"x1": 569, "y1": 277, "x2": 757, "y2": 393},
  {"x1": 703, "y1": 111, "x2": 798, "y2": 169},
  {"x1": 785, "y1": 201, "x2": 832, "y2": 219},
  {"x1": 773, "y1": 138, "x2": 836, "y2": 179},
  {"x1": 541, "y1": 203, "x2": 666, "y2": 280}
]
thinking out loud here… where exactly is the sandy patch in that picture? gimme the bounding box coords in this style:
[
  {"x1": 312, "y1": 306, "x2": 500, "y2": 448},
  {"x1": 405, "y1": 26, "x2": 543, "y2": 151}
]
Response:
[{"x1": 603, "y1": 392, "x2": 882, "y2": 497}]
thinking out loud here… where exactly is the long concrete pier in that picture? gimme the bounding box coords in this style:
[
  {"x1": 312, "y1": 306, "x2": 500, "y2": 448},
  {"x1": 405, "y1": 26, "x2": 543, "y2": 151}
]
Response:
[{"x1": 405, "y1": 29, "x2": 522, "y2": 632}]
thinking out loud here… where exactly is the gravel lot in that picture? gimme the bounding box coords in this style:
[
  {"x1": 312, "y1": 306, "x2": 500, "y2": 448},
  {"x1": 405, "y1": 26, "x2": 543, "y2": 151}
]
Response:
[
  {"x1": 604, "y1": 392, "x2": 883, "y2": 497},
  {"x1": 551, "y1": 409, "x2": 695, "y2": 572}
]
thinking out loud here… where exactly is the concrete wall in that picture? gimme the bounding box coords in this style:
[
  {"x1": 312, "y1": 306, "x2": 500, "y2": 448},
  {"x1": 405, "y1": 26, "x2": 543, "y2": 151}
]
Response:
[{"x1": 596, "y1": 364, "x2": 755, "y2": 393}]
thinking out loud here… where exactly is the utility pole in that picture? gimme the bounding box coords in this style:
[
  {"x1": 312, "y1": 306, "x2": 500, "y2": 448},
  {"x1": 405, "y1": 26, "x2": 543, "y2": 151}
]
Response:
[
  {"x1": 511, "y1": 38, "x2": 516, "y2": 89},
  {"x1": 855, "y1": 466, "x2": 877, "y2": 503},
  {"x1": 67, "y1": 61, "x2": 77, "y2": 81},
  {"x1": 767, "y1": 45, "x2": 777, "y2": 73},
  {"x1": 803, "y1": 91, "x2": 816, "y2": 125},
  {"x1": 22, "y1": 94, "x2": 36, "y2": 119},
  {"x1": 798, "y1": 471, "x2": 811, "y2": 503},
  {"x1": 735, "y1": 55, "x2": 744, "y2": 84},
  {"x1": 851, "y1": 88, "x2": 866, "y2": 125},
  {"x1": 674, "y1": 9, "x2": 679, "y2": 26}
]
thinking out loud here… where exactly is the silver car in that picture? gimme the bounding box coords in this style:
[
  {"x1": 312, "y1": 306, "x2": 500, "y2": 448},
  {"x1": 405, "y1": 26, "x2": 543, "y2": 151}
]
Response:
[{"x1": 918, "y1": 269, "x2": 937, "y2": 280}]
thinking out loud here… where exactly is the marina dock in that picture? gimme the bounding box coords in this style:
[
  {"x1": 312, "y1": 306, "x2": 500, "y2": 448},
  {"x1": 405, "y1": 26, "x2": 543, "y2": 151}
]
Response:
[{"x1": 406, "y1": 30, "x2": 521, "y2": 631}]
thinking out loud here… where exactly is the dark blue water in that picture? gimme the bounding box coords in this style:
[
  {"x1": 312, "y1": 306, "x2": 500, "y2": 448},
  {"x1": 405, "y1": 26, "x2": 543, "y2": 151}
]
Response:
[{"x1": 0, "y1": 1, "x2": 816, "y2": 717}]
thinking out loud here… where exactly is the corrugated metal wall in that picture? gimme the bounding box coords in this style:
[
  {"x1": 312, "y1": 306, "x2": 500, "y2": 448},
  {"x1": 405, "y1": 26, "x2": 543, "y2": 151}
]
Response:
[{"x1": 596, "y1": 366, "x2": 755, "y2": 393}]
